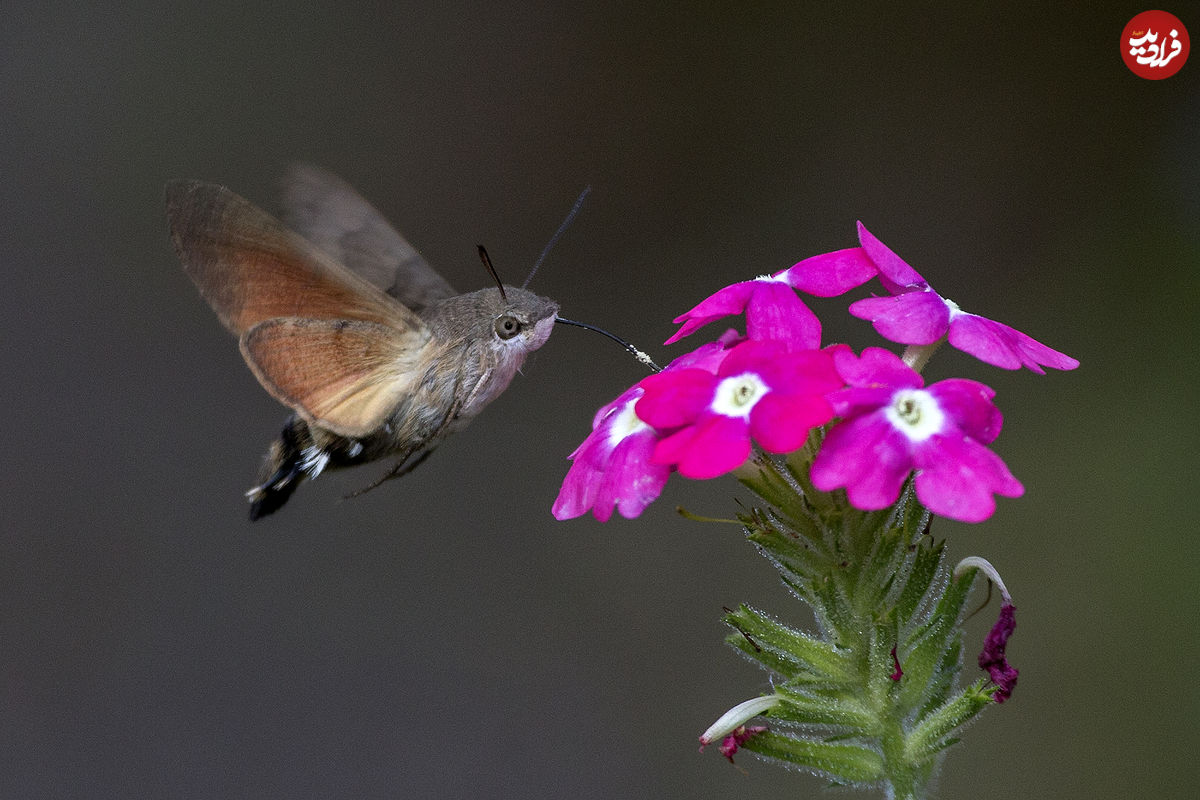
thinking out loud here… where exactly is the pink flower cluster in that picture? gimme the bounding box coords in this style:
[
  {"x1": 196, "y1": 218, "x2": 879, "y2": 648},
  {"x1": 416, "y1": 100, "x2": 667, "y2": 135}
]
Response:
[{"x1": 553, "y1": 223, "x2": 1077, "y2": 524}]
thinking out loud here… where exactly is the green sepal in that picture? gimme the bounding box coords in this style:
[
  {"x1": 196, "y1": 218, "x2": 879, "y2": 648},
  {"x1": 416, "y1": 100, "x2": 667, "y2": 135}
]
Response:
[
  {"x1": 740, "y1": 730, "x2": 884, "y2": 784},
  {"x1": 772, "y1": 685, "x2": 880, "y2": 733},
  {"x1": 737, "y1": 458, "x2": 827, "y2": 545},
  {"x1": 743, "y1": 515, "x2": 827, "y2": 590},
  {"x1": 723, "y1": 604, "x2": 851, "y2": 683},
  {"x1": 902, "y1": 681, "x2": 993, "y2": 764},
  {"x1": 897, "y1": 568, "x2": 973, "y2": 712},
  {"x1": 895, "y1": 536, "x2": 943, "y2": 628},
  {"x1": 812, "y1": 566, "x2": 858, "y2": 643},
  {"x1": 783, "y1": 428, "x2": 844, "y2": 520}
]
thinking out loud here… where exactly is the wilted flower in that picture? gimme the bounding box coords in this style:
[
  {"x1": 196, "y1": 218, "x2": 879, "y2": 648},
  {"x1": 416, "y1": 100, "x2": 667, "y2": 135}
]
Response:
[
  {"x1": 810, "y1": 347, "x2": 1023, "y2": 522},
  {"x1": 979, "y1": 602, "x2": 1019, "y2": 703},
  {"x1": 955, "y1": 557, "x2": 1020, "y2": 704},
  {"x1": 699, "y1": 695, "x2": 779, "y2": 762}
]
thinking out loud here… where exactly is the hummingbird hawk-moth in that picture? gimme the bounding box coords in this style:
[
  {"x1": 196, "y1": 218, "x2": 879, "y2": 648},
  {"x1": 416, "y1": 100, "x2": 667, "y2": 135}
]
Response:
[{"x1": 166, "y1": 165, "x2": 559, "y2": 519}]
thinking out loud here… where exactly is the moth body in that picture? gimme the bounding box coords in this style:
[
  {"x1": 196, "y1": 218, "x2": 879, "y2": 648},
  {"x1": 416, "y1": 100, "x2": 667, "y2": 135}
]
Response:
[{"x1": 166, "y1": 165, "x2": 557, "y2": 519}]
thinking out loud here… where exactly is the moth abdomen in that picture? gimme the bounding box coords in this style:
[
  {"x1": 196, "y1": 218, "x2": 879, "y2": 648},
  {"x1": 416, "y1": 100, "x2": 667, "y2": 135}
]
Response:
[
  {"x1": 246, "y1": 412, "x2": 435, "y2": 520},
  {"x1": 247, "y1": 416, "x2": 309, "y2": 521}
]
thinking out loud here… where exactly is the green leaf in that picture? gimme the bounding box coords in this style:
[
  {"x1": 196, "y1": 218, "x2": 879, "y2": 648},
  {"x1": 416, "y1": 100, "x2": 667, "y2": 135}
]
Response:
[{"x1": 745, "y1": 519, "x2": 826, "y2": 582}]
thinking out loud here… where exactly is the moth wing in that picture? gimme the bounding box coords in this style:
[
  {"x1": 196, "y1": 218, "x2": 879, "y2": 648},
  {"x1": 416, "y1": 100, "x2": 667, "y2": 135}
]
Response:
[
  {"x1": 280, "y1": 163, "x2": 458, "y2": 313},
  {"x1": 240, "y1": 318, "x2": 428, "y2": 438},
  {"x1": 166, "y1": 180, "x2": 424, "y2": 336}
]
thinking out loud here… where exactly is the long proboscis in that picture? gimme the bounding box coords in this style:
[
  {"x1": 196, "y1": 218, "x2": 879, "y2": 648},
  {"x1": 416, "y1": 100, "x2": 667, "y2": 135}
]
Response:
[{"x1": 555, "y1": 316, "x2": 661, "y2": 372}]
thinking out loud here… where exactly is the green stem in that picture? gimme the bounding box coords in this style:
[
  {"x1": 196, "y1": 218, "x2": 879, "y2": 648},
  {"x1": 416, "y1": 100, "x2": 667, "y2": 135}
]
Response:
[
  {"x1": 720, "y1": 454, "x2": 991, "y2": 797},
  {"x1": 901, "y1": 339, "x2": 944, "y2": 374}
]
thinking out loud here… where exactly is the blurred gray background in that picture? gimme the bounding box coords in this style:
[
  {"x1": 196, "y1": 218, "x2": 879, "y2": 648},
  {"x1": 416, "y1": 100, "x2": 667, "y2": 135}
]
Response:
[{"x1": 3, "y1": 3, "x2": 1196, "y2": 798}]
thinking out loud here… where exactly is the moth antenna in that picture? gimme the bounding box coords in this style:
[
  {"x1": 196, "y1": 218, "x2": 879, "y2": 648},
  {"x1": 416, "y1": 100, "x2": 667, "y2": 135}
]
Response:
[
  {"x1": 555, "y1": 316, "x2": 661, "y2": 372},
  {"x1": 522, "y1": 185, "x2": 592, "y2": 289},
  {"x1": 477, "y1": 245, "x2": 507, "y2": 301}
]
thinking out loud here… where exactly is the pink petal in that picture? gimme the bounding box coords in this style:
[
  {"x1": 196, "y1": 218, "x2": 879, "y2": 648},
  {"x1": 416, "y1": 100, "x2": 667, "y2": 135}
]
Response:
[
  {"x1": 652, "y1": 424, "x2": 699, "y2": 467},
  {"x1": 856, "y1": 222, "x2": 926, "y2": 289},
  {"x1": 554, "y1": 424, "x2": 671, "y2": 522},
  {"x1": 927, "y1": 379, "x2": 1002, "y2": 444},
  {"x1": 784, "y1": 247, "x2": 878, "y2": 297},
  {"x1": 750, "y1": 393, "x2": 832, "y2": 452},
  {"x1": 570, "y1": 423, "x2": 616, "y2": 469},
  {"x1": 636, "y1": 369, "x2": 716, "y2": 429},
  {"x1": 744, "y1": 282, "x2": 821, "y2": 349},
  {"x1": 912, "y1": 434, "x2": 1023, "y2": 523},
  {"x1": 658, "y1": 415, "x2": 752, "y2": 479},
  {"x1": 665, "y1": 281, "x2": 758, "y2": 345},
  {"x1": 666, "y1": 335, "x2": 740, "y2": 372},
  {"x1": 824, "y1": 385, "x2": 897, "y2": 419},
  {"x1": 810, "y1": 413, "x2": 912, "y2": 509},
  {"x1": 553, "y1": 456, "x2": 605, "y2": 520},
  {"x1": 596, "y1": 432, "x2": 670, "y2": 519},
  {"x1": 587, "y1": 386, "x2": 643, "y2": 439},
  {"x1": 765, "y1": 349, "x2": 844, "y2": 396},
  {"x1": 948, "y1": 313, "x2": 1080, "y2": 374},
  {"x1": 716, "y1": 339, "x2": 788, "y2": 377},
  {"x1": 832, "y1": 346, "x2": 923, "y2": 390},
  {"x1": 849, "y1": 290, "x2": 950, "y2": 345},
  {"x1": 718, "y1": 342, "x2": 841, "y2": 397}
]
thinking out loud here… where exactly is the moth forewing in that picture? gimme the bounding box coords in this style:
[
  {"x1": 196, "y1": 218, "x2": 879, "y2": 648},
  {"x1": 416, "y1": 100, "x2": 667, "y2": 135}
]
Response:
[
  {"x1": 240, "y1": 317, "x2": 430, "y2": 439},
  {"x1": 280, "y1": 163, "x2": 457, "y2": 312},
  {"x1": 165, "y1": 180, "x2": 424, "y2": 336}
]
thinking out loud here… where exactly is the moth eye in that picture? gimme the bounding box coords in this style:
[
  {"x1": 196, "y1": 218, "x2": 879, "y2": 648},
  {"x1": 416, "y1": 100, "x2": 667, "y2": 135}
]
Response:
[{"x1": 494, "y1": 314, "x2": 521, "y2": 340}]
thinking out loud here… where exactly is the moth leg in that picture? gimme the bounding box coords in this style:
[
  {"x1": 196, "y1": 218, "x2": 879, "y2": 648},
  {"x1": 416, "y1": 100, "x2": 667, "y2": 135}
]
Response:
[
  {"x1": 342, "y1": 385, "x2": 466, "y2": 500},
  {"x1": 343, "y1": 447, "x2": 431, "y2": 499}
]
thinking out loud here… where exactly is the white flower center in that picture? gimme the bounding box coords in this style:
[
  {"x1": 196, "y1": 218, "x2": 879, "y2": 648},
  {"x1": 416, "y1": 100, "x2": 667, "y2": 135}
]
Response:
[
  {"x1": 711, "y1": 373, "x2": 769, "y2": 418},
  {"x1": 885, "y1": 388, "x2": 944, "y2": 442},
  {"x1": 606, "y1": 400, "x2": 649, "y2": 448}
]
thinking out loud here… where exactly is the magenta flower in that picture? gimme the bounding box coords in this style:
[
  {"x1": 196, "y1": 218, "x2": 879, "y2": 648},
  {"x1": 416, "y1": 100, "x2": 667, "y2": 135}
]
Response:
[
  {"x1": 782, "y1": 246, "x2": 878, "y2": 296},
  {"x1": 810, "y1": 347, "x2": 1023, "y2": 522},
  {"x1": 979, "y1": 602, "x2": 1019, "y2": 703},
  {"x1": 637, "y1": 341, "x2": 841, "y2": 480},
  {"x1": 553, "y1": 335, "x2": 739, "y2": 521},
  {"x1": 551, "y1": 384, "x2": 669, "y2": 522},
  {"x1": 848, "y1": 222, "x2": 1079, "y2": 374},
  {"x1": 665, "y1": 276, "x2": 821, "y2": 350},
  {"x1": 665, "y1": 248, "x2": 876, "y2": 348}
]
